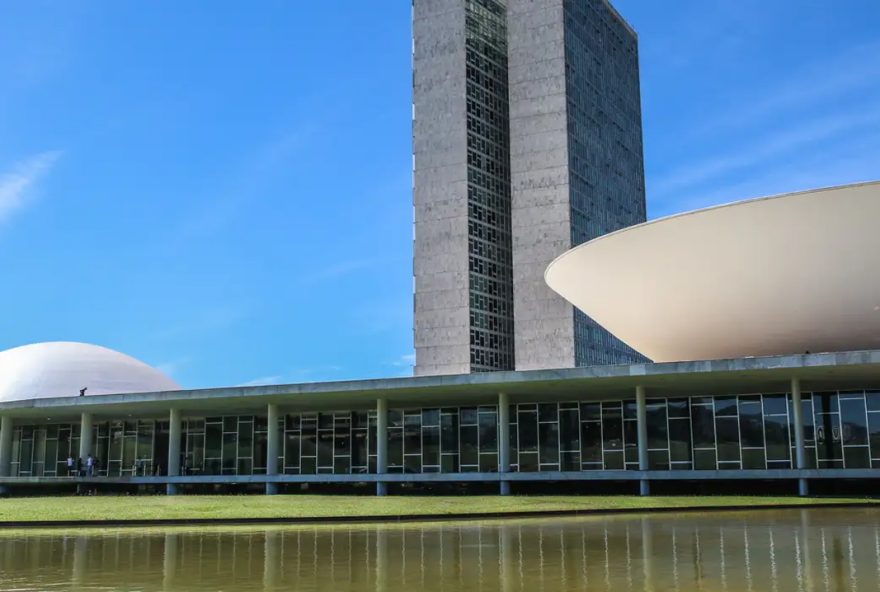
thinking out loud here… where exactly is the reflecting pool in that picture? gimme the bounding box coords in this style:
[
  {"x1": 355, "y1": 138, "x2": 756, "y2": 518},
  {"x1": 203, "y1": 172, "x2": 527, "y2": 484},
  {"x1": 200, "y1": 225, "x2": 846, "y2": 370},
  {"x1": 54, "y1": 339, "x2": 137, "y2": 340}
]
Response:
[{"x1": 1, "y1": 508, "x2": 880, "y2": 591}]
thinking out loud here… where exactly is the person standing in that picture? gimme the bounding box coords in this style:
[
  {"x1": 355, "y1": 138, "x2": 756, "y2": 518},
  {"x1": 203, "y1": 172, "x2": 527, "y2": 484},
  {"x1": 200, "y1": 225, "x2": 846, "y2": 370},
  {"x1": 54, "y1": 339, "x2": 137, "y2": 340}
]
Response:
[
  {"x1": 66, "y1": 455, "x2": 74, "y2": 477},
  {"x1": 76, "y1": 457, "x2": 83, "y2": 477},
  {"x1": 86, "y1": 454, "x2": 94, "y2": 477}
]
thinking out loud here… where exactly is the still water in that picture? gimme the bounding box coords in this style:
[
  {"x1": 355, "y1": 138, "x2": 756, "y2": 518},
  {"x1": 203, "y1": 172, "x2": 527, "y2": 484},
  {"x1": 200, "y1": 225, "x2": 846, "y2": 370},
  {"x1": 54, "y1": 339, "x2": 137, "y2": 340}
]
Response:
[{"x1": 1, "y1": 508, "x2": 879, "y2": 591}]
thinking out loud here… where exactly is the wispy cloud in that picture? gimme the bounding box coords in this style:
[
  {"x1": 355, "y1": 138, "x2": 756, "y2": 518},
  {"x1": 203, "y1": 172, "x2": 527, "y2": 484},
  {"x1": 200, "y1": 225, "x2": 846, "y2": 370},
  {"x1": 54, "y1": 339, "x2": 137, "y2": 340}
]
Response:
[
  {"x1": 168, "y1": 124, "x2": 318, "y2": 246},
  {"x1": 390, "y1": 353, "x2": 415, "y2": 377},
  {"x1": 652, "y1": 107, "x2": 880, "y2": 200},
  {"x1": 238, "y1": 375, "x2": 284, "y2": 387},
  {"x1": 648, "y1": 35, "x2": 880, "y2": 219},
  {"x1": 154, "y1": 356, "x2": 193, "y2": 382},
  {"x1": 298, "y1": 258, "x2": 379, "y2": 285},
  {"x1": 0, "y1": 150, "x2": 61, "y2": 223},
  {"x1": 153, "y1": 304, "x2": 249, "y2": 341},
  {"x1": 688, "y1": 41, "x2": 880, "y2": 140},
  {"x1": 238, "y1": 365, "x2": 346, "y2": 387},
  {"x1": 391, "y1": 353, "x2": 415, "y2": 367},
  {"x1": 663, "y1": 134, "x2": 880, "y2": 216}
]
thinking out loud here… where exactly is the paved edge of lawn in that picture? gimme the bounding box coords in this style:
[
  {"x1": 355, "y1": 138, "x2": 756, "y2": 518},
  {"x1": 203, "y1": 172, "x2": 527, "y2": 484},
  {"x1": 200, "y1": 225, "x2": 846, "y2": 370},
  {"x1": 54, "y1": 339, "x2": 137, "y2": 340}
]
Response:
[{"x1": 0, "y1": 500, "x2": 877, "y2": 529}]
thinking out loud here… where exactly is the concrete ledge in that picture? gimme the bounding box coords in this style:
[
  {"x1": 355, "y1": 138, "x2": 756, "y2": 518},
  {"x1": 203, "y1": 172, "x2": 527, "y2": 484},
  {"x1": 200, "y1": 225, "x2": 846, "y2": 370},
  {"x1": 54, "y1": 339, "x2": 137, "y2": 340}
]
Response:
[{"x1": 0, "y1": 501, "x2": 877, "y2": 530}]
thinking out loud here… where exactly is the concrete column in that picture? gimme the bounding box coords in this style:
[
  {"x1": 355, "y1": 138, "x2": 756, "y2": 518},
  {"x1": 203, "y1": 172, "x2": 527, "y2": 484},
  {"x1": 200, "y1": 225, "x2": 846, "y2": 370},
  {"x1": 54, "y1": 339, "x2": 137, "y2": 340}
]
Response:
[
  {"x1": 376, "y1": 398, "x2": 388, "y2": 496},
  {"x1": 266, "y1": 403, "x2": 279, "y2": 495},
  {"x1": 79, "y1": 412, "x2": 93, "y2": 464},
  {"x1": 636, "y1": 385, "x2": 650, "y2": 496},
  {"x1": 791, "y1": 377, "x2": 808, "y2": 496},
  {"x1": 498, "y1": 392, "x2": 511, "y2": 495},
  {"x1": 0, "y1": 415, "x2": 13, "y2": 477},
  {"x1": 167, "y1": 408, "x2": 181, "y2": 495}
]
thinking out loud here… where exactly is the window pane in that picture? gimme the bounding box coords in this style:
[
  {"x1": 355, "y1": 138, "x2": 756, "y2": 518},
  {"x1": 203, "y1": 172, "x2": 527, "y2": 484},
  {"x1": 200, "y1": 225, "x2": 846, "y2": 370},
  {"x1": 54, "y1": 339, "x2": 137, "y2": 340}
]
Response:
[
  {"x1": 422, "y1": 408, "x2": 440, "y2": 427},
  {"x1": 669, "y1": 418, "x2": 692, "y2": 462},
  {"x1": 205, "y1": 422, "x2": 222, "y2": 459},
  {"x1": 222, "y1": 433, "x2": 236, "y2": 471},
  {"x1": 460, "y1": 425, "x2": 479, "y2": 466},
  {"x1": 840, "y1": 398, "x2": 868, "y2": 445},
  {"x1": 813, "y1": 392, "x2": 839, "y2": 414},
  {"x1": 667, "y1": 398, "x2": 689, "y2": 419},
  {"x1": 580, "y1": 422, "x2": 602, "y2": 463},
  {"x1": 691, "y1": 405, "x2": 715, "y2": 448},
  {"x1": 648, "y1": 450, "x2": 669, "y2": 470},
  {"x1": 538, "y1": 403, "x2": 558, "y2": 423},
  {"x1": 742, "y1": 448, "x2": 765, "y2": 469},
  {"x1": 763, "y1": 394, "x2": 788, "y2": 416},
  {"x1": 603, "y1": 450, "x2": 624, "y2": 470},
  {"x1": 335, "y1": 431, "x2": 350, "y2": 457},
  {"x1": 815, "y1": 413, "x2": 842, "y2": 461},
  {"x1": 285, "y1": 433, "x2": 301, "y2": 468},
  {"x1": 441, "y1": 412, "x2": 459, "y2": 453},
  {"x1": 694, "y1": 449, "x2": 716, "y2": 470},
  {"x1": 404, "y1": 419, "x2": 421, "y2": 455},
  {"x1": 646, "y1": 404, "x2": 668, "y2": 450},
  {"x1": 580, "y1": 403, "x2": 601, "y2": 420},
  {"x1": 764, "y1": 415, "x2": 790, "y2": 461},
  {"x1": 561, "y1": 451, "x2": 579, "y2": 471},
  {"x1": 422, "y1": 426, "x2": 440, "y2": 467},
  {"x1": 715, "y1": 417, "x2": 740, "y2": 462},
  {"x1": 559, "y1": 409, "x2": 579, "y2": 452},
  {"x1": 624, "y1": 421, "x2": 638, "y2": 464},
  {"x1": 844, "y1": 446, "x2": 869, "y2": 469},
  {"x1": 602, "y1": 414, "x2": 623, "y2": 451},
  {"x1": 790, "y1": 399, "x2": 816, "y2": 445},
  {"x1": 478, "y1": 411, "x2": 498, "y2": 453},
  {"x1": 351, "y1": 429, "x2": 368, "y2": 467},
  {"x1": 388, "y1": 429, "x2": 403, "y2": 467},
  {"x1": 238, "y1": 421, "x2": 253, "y2": 459},
  {"x1": 869, "y1": 413, "x2": 880, "y2": 458},
  {"x1": 518, "y1": 452, "x2": 538, "y2": 472},
  {"x1": 714, "y1": 396, "x2": 738, "y2": 417},
  {"x1": 738, "y1": 400, "x2": 764, "y2": 448},
  {"x1": 318, "y1": 430, "x2": 334, "y2": 467},
  {"x1": 441, "y1": 454, "x2": 459, "y2": 473},
  {"x1": 539, "y1": 423, "x2": 559, "y2": 465},
  {"x1": 517, "y1": 410, "x2": 537, "y2": 453},
  {"x1": 460, "y1": 408, "x2": 477, "y2": 426}
]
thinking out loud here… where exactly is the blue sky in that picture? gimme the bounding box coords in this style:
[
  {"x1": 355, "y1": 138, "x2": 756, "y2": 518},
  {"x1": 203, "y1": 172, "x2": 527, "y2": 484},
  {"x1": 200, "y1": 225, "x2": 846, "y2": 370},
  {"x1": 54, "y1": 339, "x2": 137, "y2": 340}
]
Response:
[{"x1": 1, "y1": 1, "x2": 878, "y2": 388}]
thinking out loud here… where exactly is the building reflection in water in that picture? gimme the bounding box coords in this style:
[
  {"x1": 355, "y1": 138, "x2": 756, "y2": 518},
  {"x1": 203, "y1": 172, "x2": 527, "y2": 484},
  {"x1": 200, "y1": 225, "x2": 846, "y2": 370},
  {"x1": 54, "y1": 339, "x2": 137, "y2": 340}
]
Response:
[{"x1": 1, "y1": 508, "x2": 880, "y2": 591}]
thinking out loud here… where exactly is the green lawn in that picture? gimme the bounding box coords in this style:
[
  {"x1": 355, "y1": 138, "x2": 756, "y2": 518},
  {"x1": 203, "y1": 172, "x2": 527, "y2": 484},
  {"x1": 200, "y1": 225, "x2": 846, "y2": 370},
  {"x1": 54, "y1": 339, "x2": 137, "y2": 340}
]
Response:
[{"x1": 0, "y1": 495, "x2": 875, "y2": 523}]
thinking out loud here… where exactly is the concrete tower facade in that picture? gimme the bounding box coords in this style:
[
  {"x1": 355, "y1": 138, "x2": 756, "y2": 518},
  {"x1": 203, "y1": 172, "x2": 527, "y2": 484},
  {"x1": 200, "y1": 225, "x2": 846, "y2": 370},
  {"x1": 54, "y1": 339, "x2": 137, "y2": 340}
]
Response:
[
  {"x1": 508, "y1": 0, "x2": 647, "y2": 370},
  {"x1": 413, "y1": 0, "x2": 646, "y2": 376}
]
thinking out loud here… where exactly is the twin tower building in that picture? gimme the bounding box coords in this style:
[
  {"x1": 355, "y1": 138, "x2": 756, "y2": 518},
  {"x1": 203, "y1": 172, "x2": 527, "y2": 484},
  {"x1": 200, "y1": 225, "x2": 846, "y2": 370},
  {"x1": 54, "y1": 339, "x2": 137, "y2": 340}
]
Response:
[{"x1": 413, "y1": 0, "x2": 647, "y2": 375}]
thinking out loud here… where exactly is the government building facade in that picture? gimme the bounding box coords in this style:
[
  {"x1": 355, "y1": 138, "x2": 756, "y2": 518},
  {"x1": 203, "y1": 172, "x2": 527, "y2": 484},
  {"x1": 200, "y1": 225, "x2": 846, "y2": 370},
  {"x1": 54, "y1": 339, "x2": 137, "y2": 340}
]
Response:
[{"x1": 1, "y1": 0, "x2": 879, "y2": 498}]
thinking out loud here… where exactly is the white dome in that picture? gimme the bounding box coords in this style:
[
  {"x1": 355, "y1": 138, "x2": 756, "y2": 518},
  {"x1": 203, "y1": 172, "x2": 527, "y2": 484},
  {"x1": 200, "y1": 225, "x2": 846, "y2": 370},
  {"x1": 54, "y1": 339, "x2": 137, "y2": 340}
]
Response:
[{"x1": 0, "y1": 342, "x2": 180, "y2": 402}]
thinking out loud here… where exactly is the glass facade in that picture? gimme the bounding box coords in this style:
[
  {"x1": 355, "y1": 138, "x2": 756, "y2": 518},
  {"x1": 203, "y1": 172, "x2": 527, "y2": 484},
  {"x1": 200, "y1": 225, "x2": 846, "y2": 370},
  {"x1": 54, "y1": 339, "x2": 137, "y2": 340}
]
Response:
[
  {"x1": 465, "y1": 0, "x2": 515, "y2": 372},
  {"x1": 563, "y1": 0, "x2": 647, "y2": 366},
  {"x1": 10, "y1": 390, "x2": 880, "y2": 477}
]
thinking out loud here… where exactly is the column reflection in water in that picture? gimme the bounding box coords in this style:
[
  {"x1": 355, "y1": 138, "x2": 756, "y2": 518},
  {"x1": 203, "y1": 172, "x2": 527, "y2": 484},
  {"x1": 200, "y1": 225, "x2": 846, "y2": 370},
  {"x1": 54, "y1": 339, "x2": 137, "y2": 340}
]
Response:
[
  {"x1": 162, "y1": 533, "x2": 177, "y2": 591},
  {"x1": 2, "y1": 510, "x2": 880, "y2": 590}
]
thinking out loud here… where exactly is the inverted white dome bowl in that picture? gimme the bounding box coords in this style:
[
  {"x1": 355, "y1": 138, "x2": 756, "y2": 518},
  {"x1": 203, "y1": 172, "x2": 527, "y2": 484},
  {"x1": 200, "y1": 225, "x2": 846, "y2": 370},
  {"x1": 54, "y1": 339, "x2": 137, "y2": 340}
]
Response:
[
  {"x1": 0, "y1": 342, "x2": 180, "y2": 402},
  {"x1": 545, "y1": 181, "x2": 880, "y2": 363}
]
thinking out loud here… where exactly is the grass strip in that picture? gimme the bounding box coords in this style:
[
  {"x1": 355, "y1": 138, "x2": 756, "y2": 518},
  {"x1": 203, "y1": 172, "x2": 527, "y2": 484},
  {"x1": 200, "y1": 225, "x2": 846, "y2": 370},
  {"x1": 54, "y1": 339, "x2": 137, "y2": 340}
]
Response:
[{"x1": 0, "y1": 495, "x2": 876, "y2": 523}]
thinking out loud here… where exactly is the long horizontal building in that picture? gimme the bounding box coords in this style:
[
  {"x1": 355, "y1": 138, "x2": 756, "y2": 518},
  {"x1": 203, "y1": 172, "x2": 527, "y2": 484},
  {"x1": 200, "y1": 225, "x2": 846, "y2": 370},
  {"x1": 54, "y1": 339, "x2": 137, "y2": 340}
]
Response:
[
  {"x1": 1, "y1": 345, "x2": 880, "y2": 497},
  {"x1": 1, "y1": 183, "x2": 879, "y2": 497}
]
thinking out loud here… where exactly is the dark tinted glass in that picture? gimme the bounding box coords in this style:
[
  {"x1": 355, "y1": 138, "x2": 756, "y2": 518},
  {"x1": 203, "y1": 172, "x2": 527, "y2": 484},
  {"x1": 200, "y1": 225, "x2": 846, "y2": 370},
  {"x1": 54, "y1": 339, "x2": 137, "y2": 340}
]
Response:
[{"x1": 840, "y1": 398, "x2": 868, "y2": 445}]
